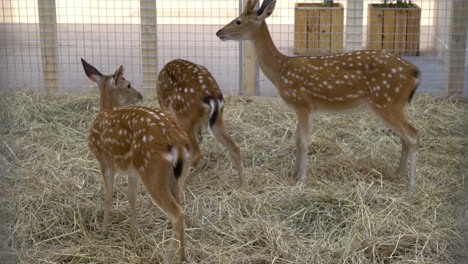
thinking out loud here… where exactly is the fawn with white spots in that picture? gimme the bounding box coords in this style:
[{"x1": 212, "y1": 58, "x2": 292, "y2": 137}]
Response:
[
  {"x1": 157, "y1": 59, "x2": 245, "y2": 187},
  {"x1": 217, "y1": 0, "x2": 421, "y2": 192},
  {"x1": 81, "y1": 59, "x2": 189, "y2": 261}
]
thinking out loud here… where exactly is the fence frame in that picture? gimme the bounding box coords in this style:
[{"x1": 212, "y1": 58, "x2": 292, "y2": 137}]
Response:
[{"x1": 6, "y1": 0, "x2": 467, "y2": 97}]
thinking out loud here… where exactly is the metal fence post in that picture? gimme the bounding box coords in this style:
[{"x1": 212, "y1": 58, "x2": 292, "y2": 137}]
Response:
[
  {"x1": 38, "y1": 0, "x2": 60, "y2": 93},
  {"x1": 140, "y1": 0, "x2": 158, "y2": 97},
  {"x1": 345, "y1": 0, "x2": 363, "y2": 51},
  {"x1": 446, "y1": 0, "x2": 467, "y2": 97}
]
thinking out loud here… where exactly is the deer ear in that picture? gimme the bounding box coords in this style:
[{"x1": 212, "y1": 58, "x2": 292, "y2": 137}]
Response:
[
  {"x1": 244, "y1": 0, "x2": 259, "y2": 11},
  {"x1": 256, "y1": 0, "x2": 276, "y2": 20},
  {"x1": 81, "y1": 58, "x2": 102, "y2": 83},
  {"x1": 113, "y1": 65, "x2": 124, "y2": 84}
]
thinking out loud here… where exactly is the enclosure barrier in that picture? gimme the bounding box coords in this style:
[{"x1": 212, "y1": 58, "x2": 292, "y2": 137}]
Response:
[{"x1": 0, "y1": 0, "x2": 466, "y2": 97}]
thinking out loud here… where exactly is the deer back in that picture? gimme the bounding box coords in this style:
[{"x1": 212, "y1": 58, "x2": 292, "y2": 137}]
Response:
[
  {"x1": 157, "y1": 59, "x2": 224, "y2": 121},
  {"x1": 279, "y1": 51, "x2": 420, "y2": 111},
  {"x1": 88, "y1": 106, "x2": 190, "y2": 174}
]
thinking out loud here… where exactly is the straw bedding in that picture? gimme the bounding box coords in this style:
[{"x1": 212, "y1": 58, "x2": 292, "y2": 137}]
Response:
[{"x1": 0, "y1": 91, "x2": 466, "y2": 263}]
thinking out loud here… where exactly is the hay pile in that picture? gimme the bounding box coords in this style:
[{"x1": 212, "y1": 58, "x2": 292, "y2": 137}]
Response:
[{"x1": 0, "y1": 91, "x2": 466, "y2": 263}]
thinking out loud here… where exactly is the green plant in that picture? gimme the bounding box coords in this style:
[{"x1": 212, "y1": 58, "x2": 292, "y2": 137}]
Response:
[
  {"x1": 322, "y1": 0, "x2": 333, "y2": 7},
  {"x1": 381, "y1": 0, "x2": 416, "y2": 8}
]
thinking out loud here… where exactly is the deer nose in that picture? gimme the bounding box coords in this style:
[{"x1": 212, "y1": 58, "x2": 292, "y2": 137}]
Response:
[
  {"x1": 216, "y1": 30, "x2": 221, "y2": 37},
  {"x1": 137, "y1": 92, "x2": 143, "y2": 100}
]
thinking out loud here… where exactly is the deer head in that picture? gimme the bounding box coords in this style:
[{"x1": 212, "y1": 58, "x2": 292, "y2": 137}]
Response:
[
  {"x1": 216, "y1": 0, "x2": 276, "y2": 41},
  {"x1": 81, "y1": 58, "x2": 143, "y2": 110}
]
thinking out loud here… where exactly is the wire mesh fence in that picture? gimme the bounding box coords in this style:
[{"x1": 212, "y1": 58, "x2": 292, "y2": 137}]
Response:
[
  {"x1": 259, "y1": 0, "x2": 468, "y2": 97},
  {"x1": 155, "y1": 0, "x2": 240, "y2": 95},
  {"x1": 0, "y1": 0, "x2": 467, "y2": 97}
]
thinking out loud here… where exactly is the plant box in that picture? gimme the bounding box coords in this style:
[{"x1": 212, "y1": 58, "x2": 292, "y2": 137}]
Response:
[
  {"x1": 367, "y1": 3, "x2": 421, "y2": 56},
  {"x1": 294, "y1": 3, "x2": 344, "y2": 55}
]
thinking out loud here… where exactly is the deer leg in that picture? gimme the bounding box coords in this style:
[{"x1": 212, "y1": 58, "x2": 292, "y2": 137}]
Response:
[
  {"x1": 140, "y1": 160, "x2": 186, "y2": 262},
  {"x1": 408, "y1": 146, "x2": 419, "y2": 192},
  {"x1": 178, "y1": 119, "x2": 202, "y2": 184},
  {"x1": 406, "y1": 123, "x2": 420, "y2": 193},
  {"x1": 175, "y1": 175, "x2": 185, "y2": 206},
  {"x1": 397, "y1": 137, "x2": 409, "y2": 174},
  {"x1": 165, "y1": 201, "x2": 185, "y2": 263},
  {"x1": 185, "y1": 131, "x2": 202, "y2": 183},
  {"x1": 196, "y1": 125, "x2": 203, "y2": 144},
  {"x1": 168, "y1": 167, "x2": 186, "y2": 206},
  {"x1": 98, "y1": 159, "x2": 116, "y2": 236},
  {"x1": 212, "y1": 116, "x2": 245, "y2": 188},
  {"x1": 188, "y1": 124, "x2": 203, "y2": 169},
  {"x1": 374, "y1": 107, "x2": 419, "y2": 192},
  {"x1": 294, "y1": 121, "x2": 301, "y2": 177},
  {"x1": 295, "y1": 110, "x2": 311, "y2": 183},
  {"x1": 127, "y1": 171, "x2": 140, "y2": 234},
  {"x1": 398, "y1": 135, "x2": 418, "y2": 192}
]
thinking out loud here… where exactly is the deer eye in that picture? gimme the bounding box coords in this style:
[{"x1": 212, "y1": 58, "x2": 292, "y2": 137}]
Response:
[{"x1": 235, "y1": 20, "x2": 241, "y2": 25}]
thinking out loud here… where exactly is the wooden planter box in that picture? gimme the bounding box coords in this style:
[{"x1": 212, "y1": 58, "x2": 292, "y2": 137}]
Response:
[
  {"x1": 294, "y1": 3, "x2": 344, "y2": 55},
  {"x1": 367, "y1": 3, "x2": 421, "y2": 56}
]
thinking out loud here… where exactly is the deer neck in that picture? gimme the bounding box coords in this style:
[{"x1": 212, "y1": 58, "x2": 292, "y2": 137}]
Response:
[
  {"x1": 99, "y1": 88, "x2": 116, "y2": 111},
  {"x1": 250, "y1": 21, "x2": 288, "y2": 86}
]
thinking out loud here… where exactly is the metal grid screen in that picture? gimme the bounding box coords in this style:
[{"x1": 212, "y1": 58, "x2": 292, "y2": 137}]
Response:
[
  {"x1": 259, "y1": 0, "x2": 468, "y2": 97},
  {"x1": 156, "y1": 0, "x2": 240, "y2": 95},
  {"x1": 1, "y1": 0, "x2": 143, "y2": 94},
  {"x1": 0, "y1": 0, "x2": 240, "y2": 95},
  {"x1": 1, "y1": 0, "x2": 42, "y2": 91},
  {"x1": 0, "y1": 0, "x2": 467, "y2": 97}
]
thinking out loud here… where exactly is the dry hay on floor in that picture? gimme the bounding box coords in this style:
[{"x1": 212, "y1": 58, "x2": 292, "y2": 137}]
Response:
[{"x1": 0, "y1": 91, "x2": 466, "y2": 263}]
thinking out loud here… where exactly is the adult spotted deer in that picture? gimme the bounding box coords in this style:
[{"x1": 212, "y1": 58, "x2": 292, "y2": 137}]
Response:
[
  {"x1": 217, "y1": 0, "x2": 421, "y2": 192},
  {"x1": 81, "y1": 59, "x2": 189, "y2": 261},
  {"x1": 157, "y1": 59, "x2": 244, "y2": 187}
]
